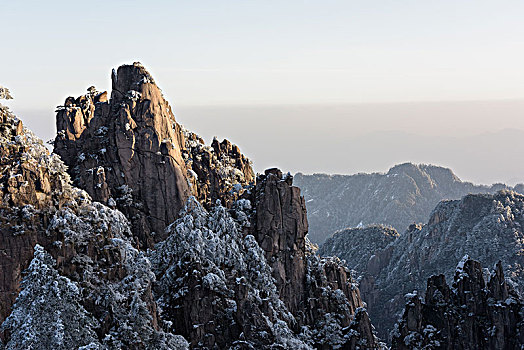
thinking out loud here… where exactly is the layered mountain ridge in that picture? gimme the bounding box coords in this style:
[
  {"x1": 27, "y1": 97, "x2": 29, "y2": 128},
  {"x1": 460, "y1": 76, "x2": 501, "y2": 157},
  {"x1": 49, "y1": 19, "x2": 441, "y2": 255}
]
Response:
[
  {"x1": 0, "y1": 64, "x2": 381, "y2": 349},
  {"x1": 321, "y1": 190, "x2": 524, "y2": 342},
  {"x1": 295, "y1": 163, "x2": 520, "y2": 244}
]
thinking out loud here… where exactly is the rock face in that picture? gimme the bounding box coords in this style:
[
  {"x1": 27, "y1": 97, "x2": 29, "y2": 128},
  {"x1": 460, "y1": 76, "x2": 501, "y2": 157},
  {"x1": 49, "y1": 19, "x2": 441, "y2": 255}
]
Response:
[
  {"x1": 254, "y1": 169, "x2": 307, "y2": 316},
  {"x1": 54, "y1": 63, "x2": 255, "y2": 249},
  {"x1": 0, "y1": 96, "x2": 187, "y2": 348},
  {"x1": 392, "y1": 257, "x2": 524, "y2": 349},
  {"x1": 251, "y1": 169, "x2": 379, "y2": 348},
  {"x1": 322, "y1": 190, "x2": 524, "y2": 341},
  {"x1": 295, "y1": 163, "x2": 518, "y2": 244},
  {"x1": 0, "y1": 65, "x2": 384, "y2": 349},
  {"x1": 54, "y1": 63, "x2": 192, "y2": 248}
]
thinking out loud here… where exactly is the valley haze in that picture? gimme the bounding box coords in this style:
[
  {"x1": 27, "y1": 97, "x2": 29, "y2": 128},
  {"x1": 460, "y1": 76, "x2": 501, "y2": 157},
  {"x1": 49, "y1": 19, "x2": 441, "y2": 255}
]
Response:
[{"x1": 8, "y1": 99, "x2": 524, "y2": 186}]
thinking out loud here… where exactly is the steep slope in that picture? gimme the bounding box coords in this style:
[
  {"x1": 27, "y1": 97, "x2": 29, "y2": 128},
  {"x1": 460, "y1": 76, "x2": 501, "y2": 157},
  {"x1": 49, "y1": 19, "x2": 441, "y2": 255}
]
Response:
[
  {"x1": 319, "y1": 225, "x2": 399, "y2": 275},
  {"x1": 322, "y1": 190, "x2": 524, "y2": 341},
  {"x1": 46, "y1": 64, "x2": 382, "y2": 349},
  {"x1": 54, "y1": 64, "x2": 191, "y2": 249},
  {"x1": 54, "y1": 63, "x2": 254, "y2": 249},
  {"x1": 392, "y1": 257, "x2": 524, "y2": 349},
  {"x1": 0, "y1": 90, "x2": 187, "y2": 349},
  {"x1": 295, "y1": 163, "x2": 515, "y2": 243}
]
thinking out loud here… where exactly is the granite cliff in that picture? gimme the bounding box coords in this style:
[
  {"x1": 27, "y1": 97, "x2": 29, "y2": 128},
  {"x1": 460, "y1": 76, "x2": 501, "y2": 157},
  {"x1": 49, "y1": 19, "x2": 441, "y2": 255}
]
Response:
[
  {"x1": 54, "y1": 64, "x2": 253, "y2": 249},
  {"x1": 0, "y1": 64, "x2": 382, "y2": 349},
  {"x1": 0, "y1": 86, "x2": 187, "y2": 349}
]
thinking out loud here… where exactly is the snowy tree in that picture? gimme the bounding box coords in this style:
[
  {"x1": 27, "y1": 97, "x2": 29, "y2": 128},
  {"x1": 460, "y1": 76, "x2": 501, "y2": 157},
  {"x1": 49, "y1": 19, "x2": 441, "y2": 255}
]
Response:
[
  {"x1": 150, "y1": 197, "x2": 310, "y2": 349},
  {"x1": 95, "y1": 239, "x2": 188, "y2": 350},
  {"x1": 1, "y1": 245, "x2": 101, "y2": 350}
]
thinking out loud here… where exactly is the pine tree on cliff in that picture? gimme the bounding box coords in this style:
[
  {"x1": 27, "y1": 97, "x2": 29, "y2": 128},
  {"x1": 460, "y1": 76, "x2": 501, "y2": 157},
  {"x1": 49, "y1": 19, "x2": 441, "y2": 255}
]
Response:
[
  {"x1": 0, "y1": 245, "x2": 101, "y2": 350},
  {"x1": 0, "y1": 85, "x2": 12, "y2": 117},
  {"x1": 0, "y1": 85, "x2": 12, "y2": 100}
]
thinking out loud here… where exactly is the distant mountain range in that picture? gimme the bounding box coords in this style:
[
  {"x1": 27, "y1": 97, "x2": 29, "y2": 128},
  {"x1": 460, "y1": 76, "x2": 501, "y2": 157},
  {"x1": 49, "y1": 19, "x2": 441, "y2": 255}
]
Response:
[
  {"x1": 295, "y1": 163, "x2": 523, "y2": 244},
  {"x1": 320, "y1": 190, "x2": 524, "y2": 342},
  {"x1": 175, "y1": 102, "x2": 524, "y2": 186}
]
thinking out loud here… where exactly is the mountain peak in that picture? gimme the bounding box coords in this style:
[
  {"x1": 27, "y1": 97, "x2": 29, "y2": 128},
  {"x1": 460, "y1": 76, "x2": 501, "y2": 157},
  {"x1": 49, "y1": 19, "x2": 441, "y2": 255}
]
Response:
[
  {"x1": 48, "y1": 64, "x2": 379, "y2": 348},
  {"x1": 111, "y1": 62, "x2": 157, "y2": 102}
]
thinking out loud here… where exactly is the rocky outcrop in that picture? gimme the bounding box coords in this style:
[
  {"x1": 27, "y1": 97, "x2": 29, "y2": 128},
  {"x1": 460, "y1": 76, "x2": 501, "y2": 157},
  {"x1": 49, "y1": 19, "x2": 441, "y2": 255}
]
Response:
[
  {"x1": 54, "y1": 63, "x2": 255, "y2": 249},
  {"x1": 254, "y1": 168, "x2": 307, "y2": 317},
  {"x1": 392, "y1": 257, "x2": 524, "y2": 349},
  {"x1": 54, "y1": 63, "x2": 192, "y2": 248},
  {"x1": 48, "y1": 64, "x2": 383, "y2": 348},
  {"x1": 0, "y1": 101, "x2": 72, "y2": 323},
  {"x1": 295, "y1": 163, "x2": 519, "y2": 244},
  {"x1": 304, "y1": 253, "x2": 378, "y2": 349},
  {"x1": 251, "y1": 169, "x2": 380, "y2": 348},
  {"x1": 182, "y1": 130, "x2": 254, "y2": 210},
  {"x1": 0, "y1": 96, "x2": 187, "y2": 348}
]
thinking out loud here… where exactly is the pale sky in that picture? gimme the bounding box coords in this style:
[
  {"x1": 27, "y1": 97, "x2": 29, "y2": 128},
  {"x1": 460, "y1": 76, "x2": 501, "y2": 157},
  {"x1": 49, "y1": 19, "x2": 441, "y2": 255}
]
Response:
[{"x1": 2, "y1": 1, "x2": 524, "y2": 184}]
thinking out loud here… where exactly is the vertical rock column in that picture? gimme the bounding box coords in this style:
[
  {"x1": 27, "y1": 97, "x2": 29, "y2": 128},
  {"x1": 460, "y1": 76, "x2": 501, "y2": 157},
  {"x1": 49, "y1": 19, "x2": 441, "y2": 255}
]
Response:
[
  {"x1": 254, "y1": 168, "x2": 307, "y2": 317},
  {"x1": 253, "y1": 168, "x2": 379, "y2": 347},
  {"x1": 54, "y1": 63, "x2": 192, "y2": 248}
]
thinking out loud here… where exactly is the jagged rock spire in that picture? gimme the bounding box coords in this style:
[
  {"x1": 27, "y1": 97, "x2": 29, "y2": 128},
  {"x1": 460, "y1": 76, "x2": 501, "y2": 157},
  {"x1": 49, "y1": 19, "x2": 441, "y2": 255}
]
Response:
[
  {"x1": 54, "y1": 62, "x2": 192, "y2": 248},
  {"x1": 392, "y1": 257, "x2": 524, "y2": 349},
  {"x1": 54, "y1": 62, "x2": 255, "y2": 248}
]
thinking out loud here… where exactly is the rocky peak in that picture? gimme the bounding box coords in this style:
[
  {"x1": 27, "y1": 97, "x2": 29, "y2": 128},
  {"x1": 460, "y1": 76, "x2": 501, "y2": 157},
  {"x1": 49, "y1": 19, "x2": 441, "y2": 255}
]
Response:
[
  {"x1": 54, "y1": 63, "x2": 256, "y2": 249},
  {"x1": 253, "y1": 168, "x2": 307, "y2": 316},
  {"x1": 0, "y1": 92, "x2": 186, "y2": 348},
  {"x1": 489, "y1": 261, "x2": 510, "y2": 301},
  {"x1": 392, "y1": 257, "x2": 524, "y2": 349},
  {"x1": 252, "y1": 168, "x2": 380, "y2": 348},
  {"x1": 54, "y1": 62, "x2": 192, "y2": 248},
  {"x1": 111, "y1": 62, "x2": 155, "y2": 99}
]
